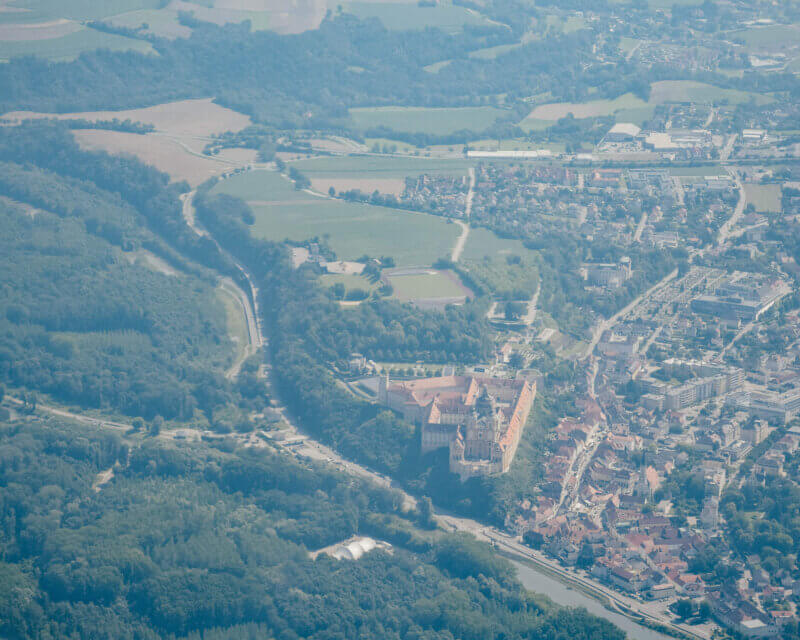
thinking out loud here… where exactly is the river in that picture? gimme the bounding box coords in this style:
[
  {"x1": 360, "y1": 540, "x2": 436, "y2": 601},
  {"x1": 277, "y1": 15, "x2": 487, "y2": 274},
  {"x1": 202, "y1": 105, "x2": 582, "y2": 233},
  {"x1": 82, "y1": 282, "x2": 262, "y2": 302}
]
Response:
[{"x1": 512, "y1": 560, "x2": 673, "y2": 640}]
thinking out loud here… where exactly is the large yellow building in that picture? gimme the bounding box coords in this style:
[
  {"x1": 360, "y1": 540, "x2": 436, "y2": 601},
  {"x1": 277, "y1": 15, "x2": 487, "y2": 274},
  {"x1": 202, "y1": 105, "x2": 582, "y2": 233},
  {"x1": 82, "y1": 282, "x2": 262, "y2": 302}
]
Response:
[{"x1": 378, "y1": 375, "x2": 536, "y2": 479}]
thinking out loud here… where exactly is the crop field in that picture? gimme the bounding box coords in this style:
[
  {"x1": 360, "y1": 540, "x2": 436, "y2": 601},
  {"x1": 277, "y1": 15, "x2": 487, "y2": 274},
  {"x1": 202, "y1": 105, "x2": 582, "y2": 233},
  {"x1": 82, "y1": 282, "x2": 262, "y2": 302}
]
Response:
[
  {"x1": 167, "y1": 0, "x2": 326, "y2": 34},
  {"x1": 384, "y1": 268, "x2": 470, "y2": 301},
  {"x1": 73, "y1": 130, "x2": 236, "y2": 186},
  {"x1": 107, "y1": 9, "x2": 192, "y2": 38},
  {"x1": 520, "y1": 81, "x2": 771, "y2": 130},
  {"x1": 468, "y1": 42, "x2": 521, "y2": 59},
  {"x1": 0, "y1": 0, "x2": 162, "y2": 23},
  {"x1": 521, "y1": 93, "x2": 652, "y2": 127},
  {"x1": 212, "y1": 169, "x2": 309, "y2": 201},
  {"x1": 340, "y1": 2, "x2": 493, "y2": 32},
  {"x1": 3, "y1": 98, "x2": 251, "y2": 137},
  {"x1": 247, "y1": 199, "x2": 459, "y2": 266},
  {"x1": 349, "y1": 106, "x2": 506, "y2": 135},
  {"x1": 744, "y1": 183, "x2": 782, "y2": 212},
  {"x1": 291, "y1": 155, "x2": 475, "y2": 179},
  {"x1": 649, "y1": 80, "x2": 771, "y2": 105},
  {"x1": 0, "y1": 23, "x2": 154, "y2": 60},
  {"x1": 311, "y1": 177, "x2": 407, "y2": 196}
]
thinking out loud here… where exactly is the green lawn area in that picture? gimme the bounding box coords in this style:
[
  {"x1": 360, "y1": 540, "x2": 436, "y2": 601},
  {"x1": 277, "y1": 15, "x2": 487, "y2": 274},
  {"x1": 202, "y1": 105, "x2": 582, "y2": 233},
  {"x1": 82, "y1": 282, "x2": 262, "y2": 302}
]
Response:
[
  {"x1": 349, "y1": 106, "x2": 507, "y2": 135},
  {"x1": 290, "y1": 155, "x2": 475, "y2": 179},
  {"x1": 385, "y1": 269, "x2": 467, "y2": 300},
  {"x1": 0, "y1": 25, "x2": 154, "y2": 60},
  {"x1": 340, "y1": 2, "x2": 493, "y2": 32},
  {"x1": 211, "y1": 169, "x2": 308, "y2": 202},
  {"x1": 0, "y1": 0, "x2": 162, "y2": 23},
  {"x1": 744, "y1": 183, "x2": 782, "y2": 212},
  {"x1": 319, "y1": 272, "x2": 378, "y2": 294},
  {"x1": 461, "y1": 227, "x2": 537, "y2": 262},
  {"x1": 248, "y1": 199, "x2": 459, "y2": 266}
]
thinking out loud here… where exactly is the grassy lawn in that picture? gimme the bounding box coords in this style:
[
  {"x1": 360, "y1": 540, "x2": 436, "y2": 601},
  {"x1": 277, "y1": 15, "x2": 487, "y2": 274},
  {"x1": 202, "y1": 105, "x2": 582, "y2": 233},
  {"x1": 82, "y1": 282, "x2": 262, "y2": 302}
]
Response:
[
  {"x1": 290, "y1": 155, "x2": 475, "y2": 178},
  {"x1": 248, "y1": 199, "x2": 459, "y2": 266},
  {"x1": 385, "y1": 269, "x2": 467, "y2": 300},
  {"x1": 340, "y1": 2, "x2": 494, "y2": 32},
  {"x1": 211, "y1": 169, "x2": 309, "y2": 202},
  {"x1": 0, "y1": 24, "x2": 154, "y2": 60},
  {"x1": 349, "y1": 106, "x2": 506, "y2": 135},
  {"x1": 461, "y1": 227, "x2": 537, "y2": 262},
  {"x1": 319, "y1": 272, "x2": 378, "y2": 293},
  {"x1": 744, "y1": 183, "x2": 782, "y2": 212}
]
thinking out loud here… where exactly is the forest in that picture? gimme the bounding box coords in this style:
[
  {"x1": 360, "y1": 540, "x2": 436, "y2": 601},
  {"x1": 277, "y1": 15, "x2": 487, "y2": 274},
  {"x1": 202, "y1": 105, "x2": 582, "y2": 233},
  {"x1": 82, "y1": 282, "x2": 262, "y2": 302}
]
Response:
[{"x1": 0, "y1": 416, "x2": 625, "y2": 640}]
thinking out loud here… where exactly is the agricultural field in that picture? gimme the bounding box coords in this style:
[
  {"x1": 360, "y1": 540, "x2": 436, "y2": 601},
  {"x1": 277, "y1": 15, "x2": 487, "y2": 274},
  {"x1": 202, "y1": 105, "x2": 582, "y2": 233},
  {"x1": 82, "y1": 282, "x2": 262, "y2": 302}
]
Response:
[
  {"x1": 3, "y1": 98, "x2": 252, "y2": 138},
  {"x1": 349, "y1": 105, "x2": 506, "y2": 135},
  {"x1": 339, "y1": 1, "x2": 494, "y2": 33},
  {"x1": 291, "y1": 155, "x2": 475, "y2": 179},
  {"x1": 72, "y1": 129, "x2": 237, "y2": 186},
  {"x1": 383, "y1": 268, "x2": 471, "y2": 303},
  {"x1": 468, "y1": 42, "x2": 521, "y2": 59},
  {"x1": 169, "y1": 0, "x2": 327, "y2": 34},
  {"x1": 520, "y1": 81, "x2": 771, "y2": 131},
  {"x1": 106, "y1": 8, "x2": 192, "y2": 39},
  {"x1": 744, "y1": 183, "x2": 782, "y2": 212},
  {"x1": 0, "y1": 0, "x2": 163, "y2": 23},
  {"x1": 648, "y1": 80, "x2": 772, "y2": 106},
  {"x1": 247, "y1": 198, "x2": 460, "y2": 266},
  {"x1": 459, "y1": 228, "x2": 539, "y2": 298},
  {"x1": 423, "y1": 59, "x2": 452, "y2": 73},
  {"x1": 211, "y1": 169, "x2": 309, "y2": 202},
  {"x1": 0, "y1": 23, "x2": 154, "y2": 60},
  {"x1": 520, "y1": 93, "x2": 652, "y2": 129}
]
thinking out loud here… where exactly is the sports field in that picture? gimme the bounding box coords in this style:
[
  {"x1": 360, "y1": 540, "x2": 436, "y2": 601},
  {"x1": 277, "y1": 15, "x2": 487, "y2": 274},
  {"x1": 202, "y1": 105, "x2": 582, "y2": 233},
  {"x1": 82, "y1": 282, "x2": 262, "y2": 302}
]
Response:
[
  {"x1": 340, "y1": 2, "x2": 493, "y2": 32},
  {"x1": 349, "y1": 106, "x2": 506, "y2": 135},
  {"x1": 248, "y1": 199, "x2": 460, "y2": 266}
]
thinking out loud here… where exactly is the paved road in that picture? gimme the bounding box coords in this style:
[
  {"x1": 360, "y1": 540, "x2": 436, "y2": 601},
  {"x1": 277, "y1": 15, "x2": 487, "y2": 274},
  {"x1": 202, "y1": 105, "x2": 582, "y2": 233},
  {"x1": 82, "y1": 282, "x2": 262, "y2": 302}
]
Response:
[
  {"x1": 716, "y1": 170, "x2": 746, "y2": 246},
  {"x1": 450, "y1": 168, "x2": 475, "y2": 263},
  {"x1": 181, "y1": 190, "x2": 263, "y2": 372},
  {"x1": 583, "y1": 268, "x2": 679, "y2": 359}
]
